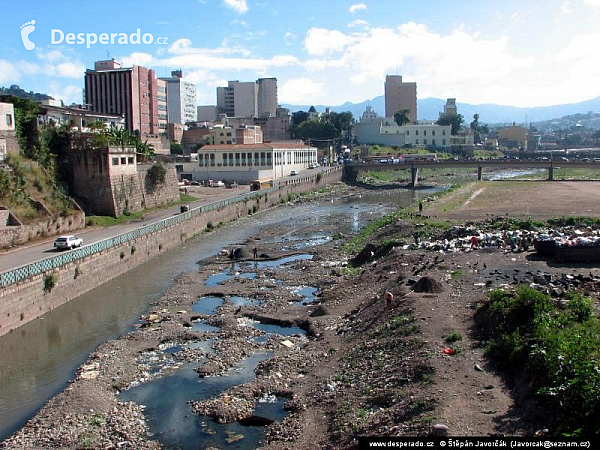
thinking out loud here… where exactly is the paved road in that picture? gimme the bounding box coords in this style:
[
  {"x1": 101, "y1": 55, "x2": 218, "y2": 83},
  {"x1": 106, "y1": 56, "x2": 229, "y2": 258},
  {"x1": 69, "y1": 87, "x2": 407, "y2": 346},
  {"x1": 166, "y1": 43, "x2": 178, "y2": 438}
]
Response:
[
  {"x1": 0, "y1": 165, "x2": 329, "y2": 273},
  {"x1": 0, "y1": 185, "x2": 249, "y2": 273}
]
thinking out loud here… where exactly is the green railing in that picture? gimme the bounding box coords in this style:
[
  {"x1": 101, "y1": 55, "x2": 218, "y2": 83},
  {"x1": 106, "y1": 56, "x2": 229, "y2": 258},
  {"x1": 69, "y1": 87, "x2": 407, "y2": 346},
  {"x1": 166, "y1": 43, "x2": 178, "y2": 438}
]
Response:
[{"x1": 0, "y1": 185, "x2": 279, "y2": 287}]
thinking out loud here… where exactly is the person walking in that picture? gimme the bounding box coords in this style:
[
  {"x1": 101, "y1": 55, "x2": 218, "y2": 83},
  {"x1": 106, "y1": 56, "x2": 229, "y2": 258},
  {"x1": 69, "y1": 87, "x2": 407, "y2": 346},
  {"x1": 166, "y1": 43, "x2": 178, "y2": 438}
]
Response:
[{"x1": 253, "y1": 247, "x2": 258, "y2": 259}]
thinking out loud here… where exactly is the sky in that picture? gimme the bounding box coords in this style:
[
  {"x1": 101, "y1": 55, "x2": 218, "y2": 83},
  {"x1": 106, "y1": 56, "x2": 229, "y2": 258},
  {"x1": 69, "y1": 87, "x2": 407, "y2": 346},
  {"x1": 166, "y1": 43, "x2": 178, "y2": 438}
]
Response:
[{"x1": 2, "y1": 0, "x2": 600, "y2": 110}]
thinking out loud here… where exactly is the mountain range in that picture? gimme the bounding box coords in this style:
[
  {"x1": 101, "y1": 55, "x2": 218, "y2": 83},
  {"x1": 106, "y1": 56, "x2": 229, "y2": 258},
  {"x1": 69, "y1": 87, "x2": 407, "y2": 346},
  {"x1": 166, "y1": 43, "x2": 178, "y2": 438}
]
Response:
[{"x1": 282, "y1": 95, "x2": 600, "y2": 125}]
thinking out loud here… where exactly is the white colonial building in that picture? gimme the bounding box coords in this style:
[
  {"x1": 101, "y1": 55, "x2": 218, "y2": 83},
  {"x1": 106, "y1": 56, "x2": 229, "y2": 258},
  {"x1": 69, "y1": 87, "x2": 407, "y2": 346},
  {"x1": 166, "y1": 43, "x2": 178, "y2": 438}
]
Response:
[
  {"x1": 176, "y1": 141, "x2": 318, "y2": 183},
  {"x1": 355, "y1": 106, "x2": 452, "y2": 149}
]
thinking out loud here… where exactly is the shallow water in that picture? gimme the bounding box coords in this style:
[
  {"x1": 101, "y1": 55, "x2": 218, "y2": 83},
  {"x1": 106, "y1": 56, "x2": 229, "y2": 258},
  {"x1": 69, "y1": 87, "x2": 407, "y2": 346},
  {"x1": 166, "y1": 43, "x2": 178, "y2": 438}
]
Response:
[
  {"x1": 119, "y1": 352, "x2": 280, "y2": 449},
  {"x1": 0, "y1": 186, "x2": 442, "y2": 441}
]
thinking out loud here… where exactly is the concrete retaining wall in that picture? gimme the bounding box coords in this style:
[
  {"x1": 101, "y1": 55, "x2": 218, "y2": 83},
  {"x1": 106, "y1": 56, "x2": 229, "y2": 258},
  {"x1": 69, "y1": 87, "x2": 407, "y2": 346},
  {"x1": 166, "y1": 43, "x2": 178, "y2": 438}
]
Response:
[{"x1": 0, "y1": 168, "x2": 342, "y2": 337}]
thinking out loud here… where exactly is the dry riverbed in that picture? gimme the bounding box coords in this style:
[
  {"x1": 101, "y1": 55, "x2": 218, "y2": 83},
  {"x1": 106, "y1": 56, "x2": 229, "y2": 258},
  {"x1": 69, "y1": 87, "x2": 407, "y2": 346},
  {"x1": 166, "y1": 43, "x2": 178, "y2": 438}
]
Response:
[{"x1": 3, "y1": 181, "x2": 600, "y2": 449}]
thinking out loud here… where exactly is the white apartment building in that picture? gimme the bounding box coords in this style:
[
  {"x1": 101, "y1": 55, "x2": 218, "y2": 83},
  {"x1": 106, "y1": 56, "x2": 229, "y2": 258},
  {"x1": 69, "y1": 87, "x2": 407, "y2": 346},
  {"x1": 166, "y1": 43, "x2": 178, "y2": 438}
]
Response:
[
  {"x1": 160, "y1": 70, "x2": 197, "y2": 125},
  {"x1": 216, "y1": 78, "x2": 278, "y2": 118},
  {"x1": 177, "y1": 141, "x2": 317, "y2": 183},
  {"x1": 355, "y1": 107, "x2": 452, "y2": 149}
]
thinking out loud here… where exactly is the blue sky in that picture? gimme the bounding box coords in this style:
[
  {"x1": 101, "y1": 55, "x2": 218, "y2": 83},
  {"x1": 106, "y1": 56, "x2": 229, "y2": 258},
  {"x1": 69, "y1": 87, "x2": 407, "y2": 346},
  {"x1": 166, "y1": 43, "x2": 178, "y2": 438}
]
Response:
[{"x1": 2, "y1": 0, "x2": 600, "y2": 110}]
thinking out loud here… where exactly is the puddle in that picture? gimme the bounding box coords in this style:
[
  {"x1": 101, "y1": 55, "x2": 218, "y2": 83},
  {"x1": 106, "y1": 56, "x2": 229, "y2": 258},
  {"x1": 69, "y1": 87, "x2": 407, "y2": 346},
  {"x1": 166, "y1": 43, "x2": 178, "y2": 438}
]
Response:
[
  {"x1": 187, "y1": 339, "x2": 216, "y2": 354},
  {"x1": 290, "y1": 286, "x2": 318, "y2": 306},
  {"x1": 253, "y1": 323, "x2": 306, "y2": 336},
  {"x1": 120, "y1": 352, "x2": 277, "y2": 449},
  {"x1": 192, "y1": 321, "x2": 221, "y2": 333},
  {"x1": 204, "y1": 265, "x2": 257, "y2": 286},
  {"x1": 228, "y1": 296, "x2": 261, "y2": 307},
  {"x1": 192, "y1": 296, "x2": 224, "y2": 315},
  {"x1": 255, "y1": 254, "x2": 313, "y2": 269}
]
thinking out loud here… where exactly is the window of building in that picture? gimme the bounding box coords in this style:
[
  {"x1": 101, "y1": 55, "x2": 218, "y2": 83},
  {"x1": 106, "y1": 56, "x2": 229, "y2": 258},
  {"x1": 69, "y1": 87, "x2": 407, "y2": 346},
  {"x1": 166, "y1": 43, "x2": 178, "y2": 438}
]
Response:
[
  {"x1": 6, "y1": 114, "x2": 12, "y2": 126},
  {"x1": 423, "y1": 139, "x2": 427, "y2": 145},
  {"x1": 432, "y1": 130, "x2": 435, "y2": 136},
  {"x1": 424, "y1": 130, "x2": 427, "y2": 136},
  {"x1": 415, "y1": 130, "x2": 419, "y2": 135},
  {"x1": 128, "y1": 157, "x2": 135, "y2": 164},
  {"x1": 121, "y1": 157, "x2": 126, "y2": 165},
  {"x1": 406, "y1": 130, "x2": 410, "y2": 136},
  {"x1": 432, "y1": 139, "x2": 436, "y2": 146},
  {"x1": 210, "y1": 154, "x2": 215, "y2": 166},
  {"x1": 442, "y1": 130, "x2": 446, "y2": 136},
  {"x1": 112, "y1": 157, "x2": 119, "y2": 165},
  {"x1": 235, "y1": 153, "x2": 240, "y2": 166},
  {"x1": 442, "y1": 139, "x2": 446, "y2": 145}
]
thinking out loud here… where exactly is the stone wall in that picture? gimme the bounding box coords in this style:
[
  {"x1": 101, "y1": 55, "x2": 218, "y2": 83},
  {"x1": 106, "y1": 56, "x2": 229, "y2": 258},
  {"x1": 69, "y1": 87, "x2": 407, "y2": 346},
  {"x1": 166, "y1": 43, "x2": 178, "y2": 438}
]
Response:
[
  {"x1": 0, "y1": 167, "x2": 342, "y2": 337},
  {"x1": 111, "y1": 165, "x2": 180, "y2": 215},
  {"x1": 0, "y1": 130, "x2": 19, "y2": 156},
  {"x1": 0, "y1": 209, "x2": 86, "y2": 249}
]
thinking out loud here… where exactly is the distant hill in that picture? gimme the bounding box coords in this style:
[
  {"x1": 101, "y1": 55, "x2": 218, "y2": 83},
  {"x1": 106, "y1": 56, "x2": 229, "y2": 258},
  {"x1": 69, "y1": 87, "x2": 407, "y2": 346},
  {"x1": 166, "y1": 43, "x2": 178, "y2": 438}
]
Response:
[
  {"x1": 282, "y1": 95, "x2": 600, "y2": 125},
  {"x1": 0, "y1": 85, "x2": 53, "y2": 102}
]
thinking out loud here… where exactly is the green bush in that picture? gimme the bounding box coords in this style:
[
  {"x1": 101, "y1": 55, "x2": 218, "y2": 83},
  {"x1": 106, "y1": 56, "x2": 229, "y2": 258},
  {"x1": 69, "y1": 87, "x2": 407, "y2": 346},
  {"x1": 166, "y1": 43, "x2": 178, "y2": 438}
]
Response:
[
  {"x1": 478, "y1": 285, "x2": 600, "y2": 436},
  {"x1": 43, "y1": 273, "x2": 57, "y2": 292}
]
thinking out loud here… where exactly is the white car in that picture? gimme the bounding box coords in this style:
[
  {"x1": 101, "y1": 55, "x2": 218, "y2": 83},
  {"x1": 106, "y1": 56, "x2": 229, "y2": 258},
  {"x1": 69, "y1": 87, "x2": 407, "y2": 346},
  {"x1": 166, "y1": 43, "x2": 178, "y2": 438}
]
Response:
[
  {"x1": 290, "y1": 170, "x2": 299, "y2": 176},
  {"x1": 308, "y1": 163, "x2": 319, "y2": 169},
  {"x1": 213, "y1": 180, "x2": 225, "y2": 187},
  {"x1": 54, "y1": 235, "x2": 83, "y2": 251}
]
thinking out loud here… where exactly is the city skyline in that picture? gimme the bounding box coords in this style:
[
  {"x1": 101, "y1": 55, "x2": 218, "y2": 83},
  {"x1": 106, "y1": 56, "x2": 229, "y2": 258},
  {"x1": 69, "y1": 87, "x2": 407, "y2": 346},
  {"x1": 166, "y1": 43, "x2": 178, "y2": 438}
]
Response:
[{"x1": 2, "y1": 0, "x2": 600, "y2": 109}]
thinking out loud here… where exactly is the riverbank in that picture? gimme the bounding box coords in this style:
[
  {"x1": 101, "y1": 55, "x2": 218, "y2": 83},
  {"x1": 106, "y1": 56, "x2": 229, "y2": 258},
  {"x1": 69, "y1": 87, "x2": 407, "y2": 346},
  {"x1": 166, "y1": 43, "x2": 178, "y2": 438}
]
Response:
[{"x1": 3, "y1": 181, "x2": 600, "y2": 448}]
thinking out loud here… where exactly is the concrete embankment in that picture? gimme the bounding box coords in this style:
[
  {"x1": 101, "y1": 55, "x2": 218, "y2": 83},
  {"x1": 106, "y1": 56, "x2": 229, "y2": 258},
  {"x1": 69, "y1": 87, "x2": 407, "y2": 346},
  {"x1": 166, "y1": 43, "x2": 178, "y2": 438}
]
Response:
[{"x1": 0, "y1": 168, "x2": 342, "y2": 337}]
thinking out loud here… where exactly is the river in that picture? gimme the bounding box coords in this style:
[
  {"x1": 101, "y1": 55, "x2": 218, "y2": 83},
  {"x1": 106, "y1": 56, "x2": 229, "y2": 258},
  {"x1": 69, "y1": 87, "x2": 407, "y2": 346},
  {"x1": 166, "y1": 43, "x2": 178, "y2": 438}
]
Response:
[{"x1": 0, "y1": 186, "x2": 439, "y2": 441}]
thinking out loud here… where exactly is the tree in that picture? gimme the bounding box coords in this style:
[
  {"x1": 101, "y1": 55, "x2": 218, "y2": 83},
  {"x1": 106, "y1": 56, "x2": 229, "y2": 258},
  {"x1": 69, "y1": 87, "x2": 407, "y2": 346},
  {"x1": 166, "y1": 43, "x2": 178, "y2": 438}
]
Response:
[
  {"x1": 437, "y1": 113, "x2": 464, "y2": 135},
  {"x1": 170, "y1": 142, "x2": 184, "y2": 155},
  {"x1": 136, "y1": 140, "x2": 155, "y2": 162},
  {"x1": 470, "y1": 114, "x2": 481, "y2": 144},
  {"x1": 291, "y1": 111, "x2": 310, "y2": 127},
  {"x1": 9, "y1": 97, "x2": 41, "y2": 158},
  {"x1": 393, "y1": 109, "x2": 411, "y2": 126}
]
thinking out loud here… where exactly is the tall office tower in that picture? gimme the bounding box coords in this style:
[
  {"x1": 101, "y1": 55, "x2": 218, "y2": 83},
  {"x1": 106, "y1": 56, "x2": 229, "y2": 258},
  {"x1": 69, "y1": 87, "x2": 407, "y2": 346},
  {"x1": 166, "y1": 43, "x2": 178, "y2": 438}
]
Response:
[
  {"x1": 384, "y1": 75, "x2": 417, "y2": 123},
  {"x1": 216, "y1": 81, "x2": 257, "y2": 117},
  {"x1": 84, "y1": 59, "x2": 163, "y2": 135},
  {"x1": 159, "y1": 70, "x2": 197, "y2": 124},
  {"x1": 257, "y1": 77, "x2": 278, "y2": 117}
]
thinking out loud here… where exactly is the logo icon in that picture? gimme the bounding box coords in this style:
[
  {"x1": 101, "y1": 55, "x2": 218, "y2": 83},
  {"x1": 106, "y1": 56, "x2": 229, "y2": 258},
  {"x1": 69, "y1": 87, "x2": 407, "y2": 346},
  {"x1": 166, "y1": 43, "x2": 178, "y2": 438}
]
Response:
[{"x1": 20, "y1": 20, "x2": 36, "y2": 50}]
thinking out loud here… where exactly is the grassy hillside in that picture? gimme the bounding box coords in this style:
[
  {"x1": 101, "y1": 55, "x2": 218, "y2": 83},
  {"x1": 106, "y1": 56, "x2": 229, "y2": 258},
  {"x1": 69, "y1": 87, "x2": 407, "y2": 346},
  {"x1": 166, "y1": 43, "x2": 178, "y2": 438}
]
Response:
[{"x1": 0, "y1": 154, "x2": 77, "y2": 223}]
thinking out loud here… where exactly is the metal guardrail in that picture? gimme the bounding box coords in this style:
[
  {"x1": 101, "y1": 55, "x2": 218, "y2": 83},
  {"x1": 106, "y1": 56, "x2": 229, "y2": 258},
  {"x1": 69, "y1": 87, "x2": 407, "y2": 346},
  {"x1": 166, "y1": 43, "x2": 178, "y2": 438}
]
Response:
[{"x1": 0, "y1": 185, "x2": 279, "y2": 287}]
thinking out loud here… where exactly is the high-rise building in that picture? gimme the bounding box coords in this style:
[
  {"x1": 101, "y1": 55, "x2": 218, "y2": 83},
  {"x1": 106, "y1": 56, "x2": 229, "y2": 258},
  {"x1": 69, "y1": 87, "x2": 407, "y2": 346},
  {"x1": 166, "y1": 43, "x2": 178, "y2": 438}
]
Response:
[
  {"x1": 84, "y1": 59, "x2": 164, "y2": 136},
  {"x1": 159, "y1": 70, "x2": 197, "y2": 124},
  {"x1": 257, "y1": 78, "x2": 277, "y2": 117},
  {"x1": 443, "y1": 98, "x2": 457, "y2": 116},
  {"x1": 384, "y1": 75, "x2": 417, "y2": 123},
  {"x1": 216, "y1": 78, "x2": 278, "y2": 118}
]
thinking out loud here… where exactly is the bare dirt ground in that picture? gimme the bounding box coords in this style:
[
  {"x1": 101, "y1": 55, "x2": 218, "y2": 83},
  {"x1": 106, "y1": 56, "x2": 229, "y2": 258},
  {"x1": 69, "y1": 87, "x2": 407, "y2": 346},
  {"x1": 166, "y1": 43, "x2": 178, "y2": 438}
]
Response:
[{"x1": 3, "y1": 180, "x2": 600, "y2": 449}]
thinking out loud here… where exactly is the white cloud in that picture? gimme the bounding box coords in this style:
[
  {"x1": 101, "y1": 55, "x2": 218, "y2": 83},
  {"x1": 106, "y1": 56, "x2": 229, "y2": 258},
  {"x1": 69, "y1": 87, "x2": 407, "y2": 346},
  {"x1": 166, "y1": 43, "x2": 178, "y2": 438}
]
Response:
[
  {"x1": 304, "y1": 28, "x2": 355, "y2": 55},
  {"x1": 121, "y1": 52, "x2": 155, "y2": 67},
  {"x1": 583, "y1": 0, "x2": 600, "y2": 6},
  {"x1": 349, "y1": 3, "x2": 367, "y2": 13},
  {"x1": 561, "y1": 1, "x2": 573, "y2": 14},
  {"x1": 47, "y1": 83, "x2": 81, "y2": 105},
  {"x1": 511, "y1": 12, "x2": 521, "y2": 23},
  {"x1": 284, "y1": 32, "x2": 296, "y2": 46},
  {"x1": 348, "y1": 20, "x2": 369, "y2": 28},
  {"x1": 279, "y1": 78, "x2": 324, "y2": 103},
  {"x1": 0, "y1": 60, "x2": 20, "y2": 84},
  {"x1": 48, "y1": 62, "x2": 84, "y2": 79},
  {"x1": 223, "y1": 0, "x2": 248, "y2": 14}
]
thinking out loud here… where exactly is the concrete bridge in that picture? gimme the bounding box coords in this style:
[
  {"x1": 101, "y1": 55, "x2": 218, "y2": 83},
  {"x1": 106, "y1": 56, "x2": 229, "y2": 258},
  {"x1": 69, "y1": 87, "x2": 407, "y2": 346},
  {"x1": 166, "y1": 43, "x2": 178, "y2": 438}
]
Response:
[{"x1": 344, "y1": 159, "x2": 600, "y2": 185}]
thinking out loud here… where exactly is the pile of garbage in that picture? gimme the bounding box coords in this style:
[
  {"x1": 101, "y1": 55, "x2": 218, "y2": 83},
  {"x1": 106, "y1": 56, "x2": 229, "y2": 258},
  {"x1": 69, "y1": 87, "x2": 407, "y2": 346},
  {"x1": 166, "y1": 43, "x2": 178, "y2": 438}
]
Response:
[{"x1": 405, "y1": 224, "x2": 600, "y2": 256}]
